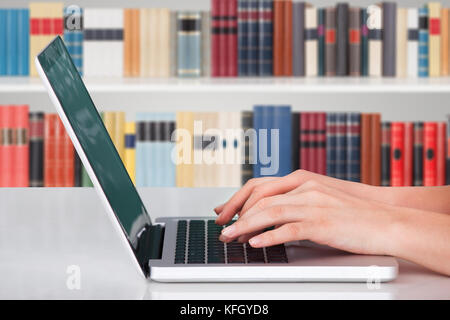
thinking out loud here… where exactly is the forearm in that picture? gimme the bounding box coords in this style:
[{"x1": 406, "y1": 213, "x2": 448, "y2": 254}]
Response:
[{"x1": 387, "y1": 207, "x2": 450, "y2": 276}]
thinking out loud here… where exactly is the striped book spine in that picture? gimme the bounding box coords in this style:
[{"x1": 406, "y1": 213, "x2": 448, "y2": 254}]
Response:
[
  {"x1": 381, "y1": 122, "x2": 391, "y2": 186},
  {"x1": 324, "y1": 7, "x2": 336, "y2": 76},
  {"x1": 177, "y1": 12, "x2": 202, "y2": 77},
  {"x1": 317, "y1": 8, "x2": 325, "y2": 76},
  {"x1": 407, "y1": 8, "x2": 419, "y2": 78},
  {"x1": 238, "y1": 0, "x2": 249, "y2": 76},
  {"x1": 428, "y1": 2, "x2": 441, "y2": 77},
  {"x1": 124, "y1": 122, "x2": 136, "y2": 184},
  {"x1": 13, "y1": 105, "x2": 29, "y2": 187},
  {"x1": 326, "y1": 113, "x2": 337, "y2": 178},
  {"x1": 247, "y1": 0, "x2": 259, "y2": 76},
  {"x1": 368, "y1": 4, "x2": 382, "y2": 77},
  {"x1": 335, "y1": 113, "x2": 347, "y2": 180},
  {"x1": 419, "y1": 7, "x2": 429, "y2": 77},
  {"x1": 346, "y1": 113, "x2": 361, "y2": 182},
  {"x1": 360, "y1": 8, "x2": 369, "y2": 76},
  {"x1": 64, "y1": 6, "x2": 83, "y2": 76},
  {"x1": 305, "y1": 6, "x2": 317, "y2": 77},
  {"x1": 29, "y1": 112, "x2": 44, "y2": 187},
  {"x1": 317, "y1": 113, "x2": 326, "y2": 175},
  {"x1": 413, "y1": 122, "x2": 424, "y2": 186},
  {"x1": 0, "y1": 106, "x2": 13, "y2": 187},
  {"x1": 227, "y1": 0, "x2": 238, "y2": 77},
  {"x1": 258, "y1": 0, "x2": 273, "y2": 76}
]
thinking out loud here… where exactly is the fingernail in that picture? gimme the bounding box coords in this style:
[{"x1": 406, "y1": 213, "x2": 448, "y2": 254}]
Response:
[
  {"x1": 221, "y1": 225, "x2": 235, "y2": 237},
  {"x1": 249, "y1": 237, "x2": 261, "y2": 247}
]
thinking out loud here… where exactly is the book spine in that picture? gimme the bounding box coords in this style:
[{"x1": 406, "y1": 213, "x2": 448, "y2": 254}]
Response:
[
  {"x1": 260, "y1": 106, "x2": 274, "y2": 176},
  {"x1": 413, "y1": 122, "x2": 424, "y2": 186},
  {"x1": 419, "y1": 7, "x2": 429, "y2": 77},
  {"x1": 370, "y1": 114, "x2": 381, "y2": 186},
  {"x1": 368, "y1": 4, "x2": 383, "y2": 77},
  {"x1": 54, "y1": 117, "x2": 65, "y2": 187},
  {"x1": 360, "y1": 8, "x2": 369, "y2": 77},
  {"x1": 0, "y1": 10, "x2": 6, "y2": 75},
  {"x1": 283, "y1": 0, "x2": 293, "y2": 76},
  {"x1": 407, "y1": 8, "x2": 419, "y2": 78},
  {"x1": 228, "y1": 0, "x2": 238, "y2": 76},
  {"x1": 361, "y1": 114, "x2": 371, "y2": 184},
  {"x1": 273, "y1": 106, "x2": 292, "y2": 177},
  {"x1": 317, "y1": 112, "x2": 326, "y2": 175},
  {"x1": 291, "y1": 111, "x2": 300, "y2": 172},
  {"x1": 335, "y1": 113, "x2": 347, "y2": 180},
  {"x1": 317, "y1": 8, "x2": 325, "y2": 77},
  {"x1": 404, "y1": 122, "x2": 414, "y2": 187},
  {"x1": 336, "y1": 3, "x2": 349, "y2": 76},
  {"x1": 247, "y1": 0, "x2": 259, "y2": 76},
  {"x1": 29, "y1": 112, "x2": 44, "y2": 187},
  {"x1": 346, "y1": 113, "x2": 360, "y2": 182},
  {"x1": 62, "y1": 124, "x2": 74, "y2": 187},
  {"x1": 74, "y1": 153, "x2": 82, "y2": 187},
  {"x1": 157, "y1": 9, "x2": 171, "y2": 78},
  {"x1": 437, "y1": 122, "x2": 446, "y2": 186},
  {"x1": 18, "y1": 9, "x2": 29, "y2": 76},
  {"x1": 238, "y1": 0, "x2": 249, "y2": 76},
  {"x1": 391, "y1": 122, "x2": 405, "y2": 187},
  {"x1": 300, "y1": 112, "x2": 310, "y2": 172},
  {"x1": 6, "y1": 9, "x2": 18, "y2": 76},
  {"x1": 135, "y1": 115, "x2": 147, "y2": 187},
  {"x1": 201, "y1": 11, "x2": 211, "y2": 77},
  {"x1": 447, "y1": 115, "x2": 450, "y2": 185},
  {"x1": 428, "y1": 2, "x2": 441, "y2": 77},
  {"x1": 177, "y1": 11, "x2": 202, "y2": 77},
  {"x1": 211, "y1": 0, "x2": 220, "y2": 77},
  {"x1": 131, "y1": 9, "x2": 141, "y2": 77},
  {"x1": 125, "y1": 122, "x2": 136, "y2": 184},
  {"x1": 241, "y1": 111, "x2": 254, "y2": 184},
  {"x1": 326, "y1": 113, "x2": 337, "y2": 178},
  {"x1": 382, "y1": 2, "x2": 397, "y2": 77},
  {"x1": 219, "y1": 0, "x2": 228, "y2": 77},
  {"x1": 64, "y1": 7, "x2": 83, "y2": 76},
  {"x1": 273, "y1": 0, "x2": 284, "y2": 76},
  {"x1": 381, "y1": 122, "x2": 391, "y2": 186},
  {"x1": 44, "y1": 114, "x2": 56, "y2": 187},
  {"x1": 324, "y1": 7, "x2": 336, "y2": 76},
  {"x1": 13, "y1": 105, "x2": 29, "y2": 187},
  {"x1": 123, "y1": 9, "x2": 133, "y2": 77},
  {"x1": 424, "y1": 122, "x2": 438, "y2": 186},
  {"x1": 308, "y1": 113, "x2": 316, "y2": 173},
  {"x1": 396, "y1": 8, "x2": 408, "y2": 78},
  {"x1": 115, "y1": 112, "x2": 125, "y2": 161},
  {"x1": 258, "y1": 0, "x2": 273, "y2": 76},
  {"x1": 292, "y1": 1, "x2": 305, "y2": 77},
  {"x1": 305, "y1": 6, "x2": 318, "y2": 77},
  {"x1": 441, "y1": 8, "x2": 449, "y2": 76},
  {"x1": 348, "y1": 8, "x2": 361, "y2": 76},
  {"x1": 0, "y1": 106, "x2": 13, "y2": 187}
]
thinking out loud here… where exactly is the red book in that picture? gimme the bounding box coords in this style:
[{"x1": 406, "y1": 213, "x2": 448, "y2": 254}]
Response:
[
  {"x1": 317, "y1": 112, "x2": 327, "y2": 175},
  {"x1": 403, "y1": 122, "x2": 413, "y2": 186},
  {"x1": 273, "y1": 0, "x2": 284, "y2": 76},
  {"x1": 12, "y1": 105, "x2": 29, "y2": 187},
  {"x1": 62, "y1": 127, "x2": 75, "y2": 187},
  {"x1": 391, "y1": 122, "x2": 405, "y2": 186},
  {"x1": 300, "y1": 113, "x2": 309, "y2": 171},
  {"x1": 424, "y1": 122, "x2": 438, "y2": 186},
  {"x1": 211, "y1": 0, "x2": 220, "y2": 77},
  {"x1": 0, "y1": 105, "x2": 14, "y2": 187},
  {"x1": 437, "y1": 122, "x2": 446, "y2": 186},
  {"x1": 219, "y1": 0, "x2": 227, "y2": 76},
  {"x1": 227, "y1": 0, "x2": 238, "y2": 76},
  {"x1": 44, "y1": 114, "x2": 57, "y2": 187},
  {"x1": 308, "y1": 113, "x2": 317, "y2": 173}
]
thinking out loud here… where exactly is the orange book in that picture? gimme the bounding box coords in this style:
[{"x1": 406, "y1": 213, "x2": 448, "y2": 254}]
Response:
[
  {"x1": 441, "y1": 8, "x2": 449, "y2": 76},
  {"x1": 124, "y1": 9, "x2": 133, "y2": 77},
  {"x1": 131, "y1": 9, "x2": 141, "y2": 77},
  {"x1": 283, "y1": 0, "x2": 293, "y2": 76},
  {"x1": 44, "y1": 114, "x2": 57, "y2": 187},
  {"x1": 273, "y1": 0, "x2": 284, "y2": 76}
]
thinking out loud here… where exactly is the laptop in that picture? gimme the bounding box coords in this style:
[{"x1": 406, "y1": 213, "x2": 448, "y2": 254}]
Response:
[{"x1": 36, "y1": 36, "x2": 398, "y2": 282}]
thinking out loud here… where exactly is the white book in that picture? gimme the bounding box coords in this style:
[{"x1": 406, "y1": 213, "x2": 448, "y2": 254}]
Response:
[
  {"x1": 407, "y1": 8, "x2": 419, "y2": 78},
  {"x1": 83, "y1": 8, "x2": 101, "y2": 77},
  {"x1": 305, "y1": 6, "x2": 318, "y2": 77},
  {"x1": 396, "y1": 8, "x2": 408, "y2": 78},
  {"x1": 231, "y1": 111, "x2": 242, "y2": 187},
  {"x1": 367, "y1": 4, "x2": 382, "y2": 77},
  {"x1": 106, "y1": 9, "x2": 124, "y2": 77}
]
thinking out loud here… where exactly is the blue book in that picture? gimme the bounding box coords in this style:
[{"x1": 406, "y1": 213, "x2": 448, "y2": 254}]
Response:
[
  {"x1": 177, "y1": 11, "x2": 202, "y2": 77},
  {"x1": 254, "y1": 106, "x2": 277, "y2": 177},
  {"x1": 17, "y1": 9, "x2": 29, "y2": 76},
  {"x1": 258, "y1": 0, "x2": 273, "y2": 76},
  {"x1": 318, "y1": 8, "x2": 325, "y2": 76},
  {"x1": 64, "y1": 7, "x2": 83, "y2": 76},
  {"x1": 326, "y1": 113, "x2": 337, "y2": 178},
  {"x1": 238, "y1": 0, "x2": 249, "y2": 76},
  {"x1": 346, "y1": 113, "x2": 361, "y2": 182},
  {"x1": 0, "y1": 9, "x2": 7, "y2": 76},
  {"x1": 273, "y1": 106, "x2": 292, "y2": 177},
  {"x1": 136, "y1": 113, "x2": 149, "y2": 187},
  {"x1": 253, "y1": 106, "x2": 263, "y2": 178},
  {"x1": 6, "y1": 9, "x2": 18, "y2": 76},
  {"x1": 248, "y1": 0, "x2": 259, "y2": 76},
  {"x1": 418, "y1": 7, "x2": 429, "y2": 78},
  {"x1": 335, "y1": 113, "x2": 347, "y2": 180}
]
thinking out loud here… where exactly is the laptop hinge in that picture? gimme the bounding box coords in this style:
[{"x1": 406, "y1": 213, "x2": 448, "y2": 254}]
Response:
[{"x1": 135, "y1": 224, "x2": 165, "y2": 276}]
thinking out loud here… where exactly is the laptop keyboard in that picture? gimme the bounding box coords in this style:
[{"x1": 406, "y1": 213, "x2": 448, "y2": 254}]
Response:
[{"x1": 174, "y1": 220, "x2": 288, "y2": 264}]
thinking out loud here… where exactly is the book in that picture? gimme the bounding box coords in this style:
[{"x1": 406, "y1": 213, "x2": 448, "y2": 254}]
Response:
[
  {"x1": 170, "y1": 11, "x2": 178, "y2": 77},
  {"x1": 64, "y1": 6, "x2": 83, "y2": 76},
  {"x1": 201, "y1": 11, "x2": 211, "y2": 77},
  {"x1": 292, "y1": 1, "x2": 305, "y2": 77},
  {"x1": 74, "y1": 153, "x2": 82, "y2": 187},
  {"x1": 282, "y1": 0, "x2": 292, "y2": 76},
  {"x1": 61, "y1": 120, "x2": 74, "y2": 187},
  {"x1": 382, "y1": 2, "x2": 397, "y2": 77},
  {"x1": 441, "y1": 8, "x2": 449, "y2": 76},
  {"x1": 135, "y1": 113, "x2": 148, "y2": 187},
  {"x1": 335, "y1": 113, "x2": 347, "y2": 180},
  {"x1": 13, "y1": 105, "x2": 29, "y2": 187},
  {"x1": 54, "y1": 117, "x2": 65, "y2": 187},
  {"x1": 258, "y1": 0, "x2": 273, "y2": 76},
  {"x1": 227, "y1": 0, "x2": 238, "y2": 77},
  {"x1": 360, "y1": 8, "x2": 369, "y2": 76},
  {"x1": 291, "y1": 111, "x2": 300, "y2": 172},
  {"x1": 381, "y1": 122, "x2": 391, "y2": 186},
  {"x1": 404, "y1": 123, "x2": 414, "y2": 186},
  {"x1": 0, "y1": 106, "x2": 14, "y2": 187},
  {"x1": 428, "y1": 2, "x2": 441, "y2": 77},
  {"x1": 273, "y1": 106, "x2": 292, "y2": 177},
  {"x1": 304, "y1": 5, "x2": 317, "y2": 77},
  {"x1": 424, "y1": 122, "x2": 437, "y2": 186},
  {"x1": 370, "y1": 114, "x2": 381, "y2": 186},
  {"x1": 241, "y1": 111, "x2": 254, "y2": 185},
  {"x1": 326, "y1": 113, "x2": 337, "y2": 178},
  {"x1": 390, "y1": 122, "x2": 405, "y2": 186},
  {"x1": 177, "y1": 11, "x2": 202, "y2": 77},
  {"x1": 17, "y1": 9, "x2": 29, "y2": 76},
  {"x1": 124, "y1": 122, "x2": 136, "y2": 184},
  {"x1": 308, "y1": 113, "x2": 316, "y2": 173},
  {"x1": 396, "y1": 8, "x2": 408, "y2": 78},
  {"x1": 317, "y1": 8, "x2": 325, "y2": 77},
  {"x1": 273, "y1": 0, "x2": 284, "y2": 76},
  {"x1": 346, "y1": 113, "x2": 361, "y2": 182},
  {"x1": 6, "y1": 9, "x2": 19, "y2": 76},
  {"x1": 44, "y1": 114, "x2": 57, "y2": 187},
  {"x1": 247, "y1": 0, "x2": 259, "y2": 76},
  {"x1": 407, "y1": 8, "x2": 419, "y2": 78},
  {"x1": 361, "y1": 114, "x2": 371, "y2": 184},
  {"x1": 0, "y1": 10, "x2": 6, "y2": 76},
  {"x1": 325, "y1": 7, "x2": 336, "y2": 76},
  {"x1": 348, "y1": 7, "x2": 361, "y2": 76},
  {"x1": 437, "y1": 122, "x2": 446, "y2": 186},
  {"x1": 238, "y1": 0, "x2": 249, "y2": 76},
  {"x1": 123, "y1": 9, "x2": 140, "y2": 77},
  {"x1": 414, "y1": 122, "x2": 424, "y2": 186},
  {"x1": 175, "y1": 111, "x2": 194, "y2": 187},
  {"x1": 336, "y1": 3, "x2": 349, "y2": 76},
  {"x1": 29, "y1": 112, "x2": 44, "y2": 187},
  {"x1": 155, "y1": 9, "x2": 171, "y2": 77},
  {"x1": 419, "y1": 6, "x2": 429, "y2": 77},
  {"x1": 316, "y1": 112, "x2": 327, "y2": 176},
  {"x1": 115, "y1": 112, "x2": 125, "y2": 161},
  {"x1": 367, "y1": 4, "x2": 382, "y2": 77},
  {"x1": 211, "y1": 0, "x2": 221, "y2": 77},
  {"x1": 300, "y1": 112, "x2": 310, "y2": 172}
]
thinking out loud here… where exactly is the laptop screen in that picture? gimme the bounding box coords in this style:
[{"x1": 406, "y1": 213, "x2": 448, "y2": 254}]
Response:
[{"x1": 37, "y1": 37, "x2": 152, "y2": 250}]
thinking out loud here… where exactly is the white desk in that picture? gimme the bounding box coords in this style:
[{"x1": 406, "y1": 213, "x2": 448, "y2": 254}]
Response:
[{"x1": 0, "y1": 188, "x2": 448, "y2": 300}]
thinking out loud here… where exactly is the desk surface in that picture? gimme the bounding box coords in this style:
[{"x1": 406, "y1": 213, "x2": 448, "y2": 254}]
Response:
[{"x1": 0, "y1": 188, "x2": 449, "y2": 300}]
